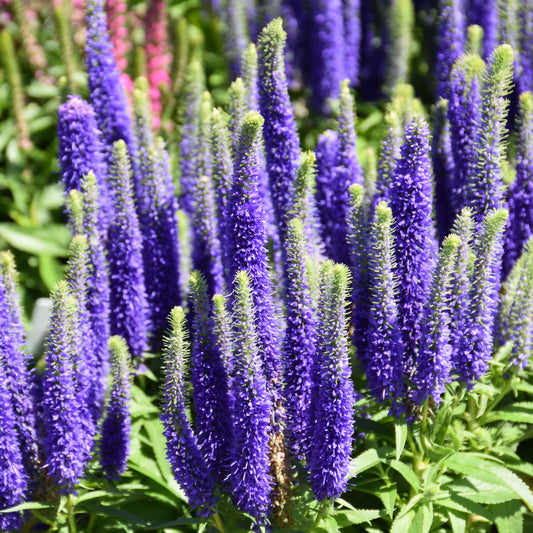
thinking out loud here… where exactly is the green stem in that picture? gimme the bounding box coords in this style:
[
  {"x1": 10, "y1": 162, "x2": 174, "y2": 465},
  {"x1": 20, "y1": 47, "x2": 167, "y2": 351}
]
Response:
[
  {"x1": 213, "y1": 511, "x2": 225, "y2": 533},
  {"x1": 421, "y1": 398, "x2": 429, "y2": 436},
  {"x1": 30, "y1": 510, "x2": 55, "y2": 528},
  {"x1": 86, "y1": 513, "x2": 95, "y2": 533},
  {"x1": 313, "y1": 499, "x2": 329, "y2": 531},
  {"x1": 478, "y1": 380, "x2": 513, "y2": 424},
  {"x1": 66, "y1": 494, "x2": 77, "y2": 533}
]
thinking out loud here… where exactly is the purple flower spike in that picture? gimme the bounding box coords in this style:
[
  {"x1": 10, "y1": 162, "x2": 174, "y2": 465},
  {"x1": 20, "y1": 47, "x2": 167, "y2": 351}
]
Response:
[
  {"x1": 100, "y1": 336, "x2": 132, "y2": 479},
  {"x1": 57, "y1": 95, "x2": 110, "y2": 229},
  {"x1": 435, "y1": 0, "x2": 465, "y2": 99},
  {"x1": 282, "y1": 218, "x2": 317, "y2": 462},
  {"x1": 448, "y1": 208, "x2": 475, "y2": 373},
  {"x1": 85, "y1": 0, "x2": 137, "y2": 170},
  {"x1": 229, "y1": 271, "x2": 273, "y2": 522},
  {"x1": 373, "y1": 110, "x2": 402, "y2": 210},
  {"x1": 0, "y1": 366, "x2": 27, "y2": 532},
  {"x1": 226, "y1": 112, "x2": 281, "y2": 398},
  {"x1": 310, "y1": 0, "x2": 345, "y2": 111},
  {"x1": 447, "y1": 53, "x2": 484, "y2": 214},
  {"x1": 467, "y1": 0, "x2": 498, "y2": 57},
  {"x1": 315, "y1": 129, "x2": 339, "y2": 255},
  {"x1": 107, "y1": 140, "x2": 148, "y2": 359},
  {"x1": 66, "y1": 236, "x2": 99, "y2": 444},
  {"x1": 342, "y1": 0, "x2": 361, "y2": 87},
  {"x1": 390, "y1": 116, "x2": 435, "y2": 378},
  {"x1": 412, "y1": 235, "x2": 460, "y2": 405},
  {"x1": 454, "y1": 209, "x2": 508, "y2": 385},
  {"x1": 432, "y1": 99, "x2": 456, "y2": 240},
  {"x1": 365, "y1": 202, "x2": 404, "y2": 405},
  {"x1": 258, "y1": 18, "x2": 301, "y2": 243},
  {"x1": 310, "y1": 262, "x2": 355, "y2": 500},
  {"x1": 140, "y1": 140, "x2": 182, "y2": 345},
  {"x1": 497, "y1": 239, "x2": 533, "y2": 368},
  {"x1": 178, "y1": 61, "x2": 205, "y2": 217},
  {"x1": 331, "y1": 80, "x2": 363, "y2": 264},
  {"x1": 467, "y1": 45, "x2": 514, "y2": 225},
  {"x1": 504, "y1": 92, "x2": 533, "y2": 277},
  {"x1": 160, "y1": 307, "x2": 217, "y2": 516},
  {"x1": 519, "y1": 4, "x2": 533, "y2": 92},
  {"x1": 81, "y1": 172, "x2": 111, "y2": 418},
  {"x1": 42, "y1": 282, "x2": 87, "y2": 492},
  {"x1": 0, "y1": 251, "x2": 39, "y2": 479},
  {"x1": 189, "y1": 272, "x2": 232, "y2": 483}
]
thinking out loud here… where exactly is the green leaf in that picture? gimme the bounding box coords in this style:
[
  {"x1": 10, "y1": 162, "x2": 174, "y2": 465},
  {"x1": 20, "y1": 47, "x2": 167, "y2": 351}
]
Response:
[
  {"x1": 142, "y1": 418, "x2": 173, "y2": 482},
  {"x1": 0, "y1": 501, "x2": 54, "y2": 513},
  {"x1": 0, "y1": 223, "x2": 69, "y2": 257},
  {"x1": 388, "y1": 459, "x2": 420, "y2": 492},
  {"x1": 395, "y1": 418, "x2": 407, "y2": 460},
  {"x1": 437, "y1": 493, "x2": 493, "y2": 521},
  {"x1": 315, "y1": 515, "x2": 339, "y2": 533},
  {"x1": 448, "y1": 510, "x2": 466, "y2": 533},
  {"x1": 448, "y1": 477, "x2": 517, "y2": 504},
  {"x1": 409, "y1": 501, "x2": 432, "y2": 533},
  {"x1": 492, "y1": 500, "x2": 523, "y2": 533},
  {"x1": 379, "y1": 483, "x2": 397, "y2": 517},
  {"x1": 483, "y1": 402, "x2": 533, "y2": 424},
  {"x1": 39, "y1": 254, "x2": 64, "y2": 290},
  {"x1": 75, "y1": 503, "x2": 147, "y2": 526},
  {"x1": 448, "y1": 509, "x2": 468, "y2": 533},
  {"x1": 391, "y1": 509, "x2": 416, "y2": 533},
  {"x1": 138, "y1": 517, "x2": 205, "y2": 530},
  {"x1": 349, "y1": 447, "x2": 392, "y2": 477},
  {"x1": 334, "y1": 509, "x2": 381, "y2": 526},
  {"x1": 432, "y1": 401, "x2": 453, "y2": 445}
]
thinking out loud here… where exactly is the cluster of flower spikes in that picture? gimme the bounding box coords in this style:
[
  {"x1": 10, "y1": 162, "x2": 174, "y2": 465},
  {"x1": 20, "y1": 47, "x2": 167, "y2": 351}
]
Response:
[
  {"x1": 0, "y1": 247, "x2": 133, "y2": 524},
  {"x1": 157, "y1": 19, "x2": 357, "y2": 528}
]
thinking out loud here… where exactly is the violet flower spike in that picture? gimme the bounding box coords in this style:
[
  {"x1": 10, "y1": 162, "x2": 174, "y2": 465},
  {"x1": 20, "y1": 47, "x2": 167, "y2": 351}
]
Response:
[
  {"x1": 258, "y1": 18, "x2": 301, "y2": 244},
  {"x1": 330, "y1": 79, "x2": 363, "y2": 265},
  {"x1": 347, "y1": 184, "x2": 370, "y2": 365},
  {"x1": 310, "y1": 0, "x2": 345, "y2": 112},
  {"x1": 282, "y1": 218, "x2": 317, "y2": 462},
  {"x1": 390, "y1": 115, "x2": 435, "y2": 377},
  {"x1": 504, "y1": 92, "x2": 533, "y2": 277},
  {"x1": 342, "y1": 0, "x2": 361, "y2": 87},
  {"x1": 0, "y1": 365, "x2": 27, "y2": 532},
  {"x1": 188, "y1": 272, "x2": 232, "y2": 483},
  {"x1": 81, "y1": 172, "x2": 111, "y2": 419},
  {"x1": 41, "y1": 282, "x2": 87, "y2": 492},
  {"x1": 107, "y1": 140, "x2": 149, "y2": 358},
  {"x1": 447, "y1": 53, "x2": 484, "y2": 214},
  {"x1": 85, "y1": 0, "x2": 137, "y2": 170},
  {"x1": 467, "y1": 45, "x2": 514, "y2": 225},
  {"x1": 435, "y1": 0, "x2": 465, "y2": 99},
  {"x1": 412, "y1": 235, "x2": 460, "y2": 405},
  {"x1": 309, "y1": 263, "x2": 355, "y2": 500},
  {"x1": 226, "y1": 112, "x2": 281, "y2": 398},
  {"x1": 432, "y1": 99, "x2": 456, "y2": 240},
  {"x1": 455, "y1": 209, "x2": 508, "y2": 384},
  {"x1": 364, "y1": 202, "x2": 404, "y2": 405},
  {"x1": 100, "y1": 336, "x2": 132, "y2": 479},
  {"x1": 228, "y1": 271, "x2": 273, "y2": 522},
  {"x1": 66, "y1": 235, "x2": 99, "y2": 438},
  {"x1": 315, "y1": 129, "x2": 339, "y2": 254},
  {"x1": 160, "y1": 307, "x2": 217, "y2": 516},
  {"x1": 448, "y1": 208, "x2": 475, "y2": 372},
  {"x1": 0, "y1": 251, "x2": 39, "y2": 479},
  {"x1": 57, "y1": 95, "x2": 110, "y2": 230}
]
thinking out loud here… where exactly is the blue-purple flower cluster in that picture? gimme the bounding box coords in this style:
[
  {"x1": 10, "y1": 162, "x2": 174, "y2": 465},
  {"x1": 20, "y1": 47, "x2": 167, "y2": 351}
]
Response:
[{"x1": 5, "y1": 0, "x2": 533, "y2": 529}]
